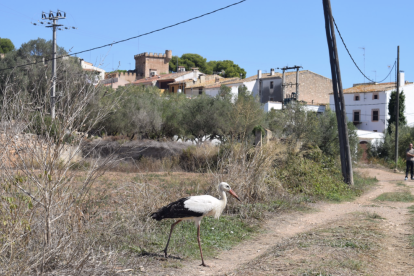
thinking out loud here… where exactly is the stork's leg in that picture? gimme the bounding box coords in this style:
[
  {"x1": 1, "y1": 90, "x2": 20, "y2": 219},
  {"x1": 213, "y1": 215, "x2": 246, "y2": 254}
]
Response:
[
  {"x1": 163, "y1": 220, "x2": 182, "y2": 257},
  {"x1": 197, "y1": 223, "x2": 209, "y2": 267}
]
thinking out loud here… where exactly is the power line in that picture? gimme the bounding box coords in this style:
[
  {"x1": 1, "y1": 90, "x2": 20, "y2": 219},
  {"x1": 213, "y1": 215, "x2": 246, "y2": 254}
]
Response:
[
  {"x1": 0, "y1": 0, "x2": 246, "y2": 72},
  {"x1": 332, "y1": 17, "x2": 396, "y2": 83}
]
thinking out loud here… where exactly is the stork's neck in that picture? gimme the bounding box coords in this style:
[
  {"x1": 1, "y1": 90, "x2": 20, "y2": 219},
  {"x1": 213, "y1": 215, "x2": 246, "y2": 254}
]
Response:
[{"x1": 219, "y1": 189, "x2": 227, "y2": 204}]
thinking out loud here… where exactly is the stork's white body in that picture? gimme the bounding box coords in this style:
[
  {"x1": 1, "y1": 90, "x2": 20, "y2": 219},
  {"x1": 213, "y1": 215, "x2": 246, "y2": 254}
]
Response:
[{"x1": 181, "y1": 192, "x2": 227, "y2": 223}]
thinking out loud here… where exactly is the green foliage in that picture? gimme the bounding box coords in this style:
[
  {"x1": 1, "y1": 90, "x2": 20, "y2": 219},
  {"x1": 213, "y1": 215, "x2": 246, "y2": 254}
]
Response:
[
  {"x1": 266, "y1": 105, "x2": 359, "y2": 160},
  {"x1": 18, "y1": 38, "x2": 67, "y2": 58},
  {"x1": 169, "y1": 53, "x2": 246, "y2": 78},
  {"x1": 375, "y1": 192, "x2": 414, "y2": 202},
  {"x1": 0, "y1": 38, "x2": 82, "y2": 104},
  {"x1": 29, "y1": 113, "x2": 60, "y2": 140},
  {"x1": 0, "y1": 38, "x2": 15, "y2": 54},
  {"x1": 369, "y1": 124, "x2": 414, "y2": 168},
  {"x1": 95, "y1": 85, "x2": 264, "y2": 144},
  {"x1": 275, "y1": 153, "x2": 377, "y2": 201},
  {"x1": 387, "y1": 90, "x2": 406, "y2": 133}
]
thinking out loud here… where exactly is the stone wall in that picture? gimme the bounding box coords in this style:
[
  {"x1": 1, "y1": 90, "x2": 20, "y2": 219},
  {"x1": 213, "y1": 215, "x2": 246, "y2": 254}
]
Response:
[{"x1": 284, "y1": 71, "x2": 332, "y2": 105}]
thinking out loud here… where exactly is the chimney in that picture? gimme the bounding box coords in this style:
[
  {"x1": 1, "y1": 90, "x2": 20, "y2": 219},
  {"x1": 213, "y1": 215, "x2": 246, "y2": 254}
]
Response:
[
  {"x1": 257, "y1": 70, "x2": 262, "y2": 79},
  {"x1": 270, "y1": 68, "x2": 275, "y2": 76},
  {"x1": 178, "y1": 66, "x2": 185, "y2": 72},
  {"x1": 215, "y1": 77, "x2": 220, "y2": 83},
  {"x1": 399, "y1": 71, "x2": 405, "y2": 87},
  {"x1": 191, "y1": 67, "x2": 199, "y2": 72}
]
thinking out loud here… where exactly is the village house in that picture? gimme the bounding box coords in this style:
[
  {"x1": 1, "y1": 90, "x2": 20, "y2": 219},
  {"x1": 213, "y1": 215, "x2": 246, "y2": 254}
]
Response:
[
  {"x1": 128, "y1": 68, "x2": 205, "y2": 92},
  {"x1": 329, "y1": 71, "x2": 414, "y2": 133},
  {"x1": 256, "y1": 69, "x2": 332, "y2": 112},
  {"x1": 79, "y1": 59, "x2": 106, "y2": 85}
]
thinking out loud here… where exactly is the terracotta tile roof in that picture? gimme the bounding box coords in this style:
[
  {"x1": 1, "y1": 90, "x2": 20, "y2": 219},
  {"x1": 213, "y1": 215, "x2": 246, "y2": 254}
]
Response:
[
  {"x1": 342, "y1": 82, "x2": 397, "y2": 94},
  {"x1": 130, "y1": 72, "x2": 192, "y2": 85},
  {"x1": 186, "y1": 78, "x2": 228, "y2": 89},
  {"x1": 203, "y1": 75, "x2": 258, "y2": 89},
  {"x1": 203, "y1": 78, "x2": 243, "y2": 89}
]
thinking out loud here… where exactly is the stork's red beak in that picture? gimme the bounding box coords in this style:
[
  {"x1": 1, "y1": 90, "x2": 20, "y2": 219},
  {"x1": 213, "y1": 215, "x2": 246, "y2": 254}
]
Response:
[{"x1": 228, "y1": 189, "x2": 241, "y2": 201}]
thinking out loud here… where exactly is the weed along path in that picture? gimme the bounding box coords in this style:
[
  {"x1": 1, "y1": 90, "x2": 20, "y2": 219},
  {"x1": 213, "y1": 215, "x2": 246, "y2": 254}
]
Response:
[{"x1": 175, "y1": 168, "x2": 414, "y2": 276}]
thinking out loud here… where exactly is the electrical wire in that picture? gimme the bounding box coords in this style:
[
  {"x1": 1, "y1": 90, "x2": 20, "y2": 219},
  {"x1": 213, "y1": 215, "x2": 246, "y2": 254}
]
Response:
[
  {"x1": 332, "y1": 17, "x2": 396, "y2": 84},
  {"x1": 0, "y1": 0, "x2": 247, "y2": 72}
]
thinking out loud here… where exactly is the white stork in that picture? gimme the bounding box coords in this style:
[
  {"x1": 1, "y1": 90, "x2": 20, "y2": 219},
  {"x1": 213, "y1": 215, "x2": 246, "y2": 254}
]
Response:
[{"x1": 150, "y1": 182, "x2": 241, "y2": 267}]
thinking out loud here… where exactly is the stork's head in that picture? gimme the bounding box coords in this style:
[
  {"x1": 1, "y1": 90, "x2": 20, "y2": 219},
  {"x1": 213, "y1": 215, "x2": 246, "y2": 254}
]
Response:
[{"x1": 219, "y1": 182, "x2": 241, "y2": 201}]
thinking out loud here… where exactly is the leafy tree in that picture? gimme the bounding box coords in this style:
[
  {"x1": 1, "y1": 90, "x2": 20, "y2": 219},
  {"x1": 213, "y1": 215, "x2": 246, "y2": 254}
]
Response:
[
  {"x1": 181, "y1": 95, "x2": 217, "y2": 143},
  {"x1": 218, "y1": 84, "x2": 232, "y2": 100},
  {"x1": 18, "y1": 38, "x2": 67, "y2": 58},
  {"x1": 97, "y1": 85, "x2": 163, "y2": 137},
  {"x1": 0, "y1": 38, "x2": 15, "y2": 54},
  {"x1": 226, "y1": 88, "x2": 265, "y2": 142},
  {"x1": 169, "y1": 53, "x2": 246, "y2": 78},
  {"x1": 387, "y1": 90, "x2": 406, "y2": 134},
  {"x1": 169, "y1": 54, "x2": 208, "y2": 73},
  {"x1": 209, "y1": 60, "x2": 246, "y2": 78},
  {"x1": 0, "y1": 38, "x2": 81, "y2": 109}
]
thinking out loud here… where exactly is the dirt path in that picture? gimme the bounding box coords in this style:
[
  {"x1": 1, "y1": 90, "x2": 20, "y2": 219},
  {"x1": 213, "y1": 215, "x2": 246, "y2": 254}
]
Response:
[{"x1": 176, "y1": 168, "x2": 414, "y2": 275}]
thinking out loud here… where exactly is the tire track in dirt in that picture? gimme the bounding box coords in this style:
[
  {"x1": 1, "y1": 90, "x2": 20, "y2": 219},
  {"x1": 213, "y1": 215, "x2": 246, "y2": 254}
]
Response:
[{"x1": 175, "y1": 168, "x2": 414, "y2": 276}]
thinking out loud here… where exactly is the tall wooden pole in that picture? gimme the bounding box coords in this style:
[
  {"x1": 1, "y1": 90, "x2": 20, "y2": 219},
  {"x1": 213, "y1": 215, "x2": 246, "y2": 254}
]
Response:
[
  {"x1": 394, "y1": 46, "x2": 400, "y2": 169},
  {"x1": 322, "y1": 0, "x2": 354, "y2": 185}
]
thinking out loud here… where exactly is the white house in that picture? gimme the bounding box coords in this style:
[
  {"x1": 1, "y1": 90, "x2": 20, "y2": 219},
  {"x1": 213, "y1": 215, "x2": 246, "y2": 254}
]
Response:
[
  {"x1": 329, "y1": 71, "x2": 414, "y2": 133},
  {"x1": 80, "y1": 60, "x2": 106, "y2": 84},
  {"x1": 202, "y1": 75, "x2": 258, "y2": 99}
]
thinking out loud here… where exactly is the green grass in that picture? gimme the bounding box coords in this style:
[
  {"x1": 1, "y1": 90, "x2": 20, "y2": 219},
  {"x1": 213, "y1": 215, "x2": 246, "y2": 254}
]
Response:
[
  {"x1": 123, "y1": 215, "x2": 256, "y2": 260},
  {"x1": 375, "y1": 192, "x2": 414, "y2": 202}
]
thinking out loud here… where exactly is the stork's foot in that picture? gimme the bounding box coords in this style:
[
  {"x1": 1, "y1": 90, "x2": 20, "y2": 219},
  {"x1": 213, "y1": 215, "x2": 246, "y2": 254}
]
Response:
[
  {"x1": 199, "y1": 263, "x2": 210, "y2": 267},
  {"x1": 163, "y1": 250, "x2": 168, "y2": 258}
]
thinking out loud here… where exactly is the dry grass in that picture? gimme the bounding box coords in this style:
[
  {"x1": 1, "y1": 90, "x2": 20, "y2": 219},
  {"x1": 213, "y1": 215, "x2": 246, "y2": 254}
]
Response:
[{"x1": 233, "y1": 212, "x2": 384, "y2": 276}]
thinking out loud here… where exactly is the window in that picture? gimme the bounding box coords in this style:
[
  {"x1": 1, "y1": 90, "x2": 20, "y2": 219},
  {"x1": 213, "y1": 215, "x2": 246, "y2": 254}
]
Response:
[
  {"x1": 372, "y1": 109, "x2": 379, "y2": 122},
  {"x1": 372, "y1": 93, "x2": 379, "y2": 100},
  {"x1": 354, "y1": 94, "x2": 360, "y2": 101},
  {"x1": 373, "y1": 130, "x2": 377, "y2": 132},
  {"x1": 172, "y1": 87, "x2": 174, "y2": 93},
  {"x1": 270, "y1": 81, "x2": 274, "y2": 89},
  {"x1": 353, "y1": 111, "x2": 360, "y2": 122},
  {"x1": 199, "y1": 88, "x2": 202, "y2": 95}
]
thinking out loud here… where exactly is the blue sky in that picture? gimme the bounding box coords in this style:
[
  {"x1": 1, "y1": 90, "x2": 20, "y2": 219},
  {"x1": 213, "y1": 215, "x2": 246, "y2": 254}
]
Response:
[{"x1": 1, "y1": 0, "x2": 411, "y2": 88}]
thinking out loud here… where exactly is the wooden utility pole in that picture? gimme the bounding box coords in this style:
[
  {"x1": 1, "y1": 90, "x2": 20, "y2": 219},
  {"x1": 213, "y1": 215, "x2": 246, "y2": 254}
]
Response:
[
  {"x1": 322, "y1": 0, "x2": 354, "y2": 185},
  {"x1": 394, "y1": 46, "x2": 400, "y2": 169}
]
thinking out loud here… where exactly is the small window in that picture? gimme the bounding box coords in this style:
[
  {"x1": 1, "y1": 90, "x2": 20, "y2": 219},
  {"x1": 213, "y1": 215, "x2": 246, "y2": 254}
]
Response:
[
  {"x1": 353, "y1": 111, "x2": 360, "y2": 122},
  {"x1": 354, "y1": 94, "x2": 360, "y2": 101},
  {"x1": 270, "y1": 81, "x2": 274, "y2": 89},
  {"x1": 199, "y1": 88, "x2": 202, "y2": 95},
  {"x1": 373, "y1": 93, "x2": 379, "y2": 100},
  {"x1": 372, "y1": 109, "x2": 379, "y2": 122},
  {"x1": 373, "y1": 130, "x2": 377, "y2": 132}
]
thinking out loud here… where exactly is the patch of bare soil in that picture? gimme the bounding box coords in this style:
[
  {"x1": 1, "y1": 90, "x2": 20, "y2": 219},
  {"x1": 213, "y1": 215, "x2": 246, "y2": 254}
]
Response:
[{"x1": 172, "y1": 168, "x2": 414, "y2": 276}]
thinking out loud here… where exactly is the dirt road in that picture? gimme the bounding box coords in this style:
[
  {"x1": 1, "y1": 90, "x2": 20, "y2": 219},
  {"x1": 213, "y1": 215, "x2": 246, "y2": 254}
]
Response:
[{"x1": 177, "y1": 168, "x2": 414, "y2": 275}]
